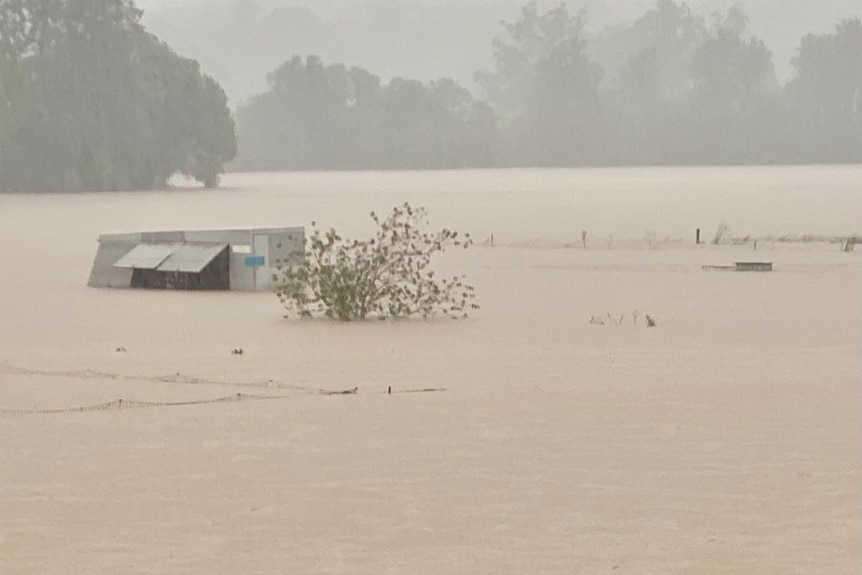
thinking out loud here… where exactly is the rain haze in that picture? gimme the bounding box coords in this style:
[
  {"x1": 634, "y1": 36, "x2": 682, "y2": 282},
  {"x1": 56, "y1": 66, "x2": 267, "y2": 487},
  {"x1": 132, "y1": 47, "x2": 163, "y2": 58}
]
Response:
[
  {"x1": 137, "y1": 0, "x2": 862, "y2": 102},
  {"x1": 1, "y1": 0, "x2": 860, "y2": 573}
]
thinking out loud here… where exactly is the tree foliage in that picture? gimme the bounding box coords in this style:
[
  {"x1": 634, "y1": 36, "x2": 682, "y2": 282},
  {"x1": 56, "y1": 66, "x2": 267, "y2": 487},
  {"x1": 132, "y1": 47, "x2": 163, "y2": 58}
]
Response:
[
  {"x1": 684, "y1": 6, "x2": 786, "y2": 163},
  {"x1": 477, "y1": 1, "x2": 603, "y2": 165},
  {"x1": 232, "y1": 55, "x2": 495, "y2": 171},
  {"x1": 787, "y1": 18, "x2": 862, "y2": 163},
  {"x1": 233, "y1": 1, "x2": 858, "y2": 169},
  {"x1": 276, "y1": 203, "x2": 478, "y2": 321},
  {"x1": 3, "y1": 0, "x2": 859, "y2": 180},
  {"x1": 0, "y1": 0, "x2": 236, "y2": 191}
]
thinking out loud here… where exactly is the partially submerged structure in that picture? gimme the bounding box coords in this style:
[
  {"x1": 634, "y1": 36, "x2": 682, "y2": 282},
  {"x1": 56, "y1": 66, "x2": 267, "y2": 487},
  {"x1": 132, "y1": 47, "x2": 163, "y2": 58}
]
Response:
[
  {"x1": 702, "y1": 261, "x2": 773, "y2": 272},
  {"x1": 88, "y1": 227, "x2": 304, "y2": 291}
]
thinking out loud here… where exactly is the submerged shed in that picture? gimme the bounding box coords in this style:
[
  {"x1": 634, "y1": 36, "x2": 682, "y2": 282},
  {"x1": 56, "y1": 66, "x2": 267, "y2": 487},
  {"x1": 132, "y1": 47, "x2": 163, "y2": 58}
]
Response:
[{"x1": 88, "y1": 227, "x2": 304, "y2": 292}]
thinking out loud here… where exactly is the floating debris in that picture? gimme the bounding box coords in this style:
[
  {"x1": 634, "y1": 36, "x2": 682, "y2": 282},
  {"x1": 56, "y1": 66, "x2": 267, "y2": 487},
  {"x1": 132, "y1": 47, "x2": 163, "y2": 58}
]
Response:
[{"x1": 702, "y1": 261, "x2": 773, "y2": 272}]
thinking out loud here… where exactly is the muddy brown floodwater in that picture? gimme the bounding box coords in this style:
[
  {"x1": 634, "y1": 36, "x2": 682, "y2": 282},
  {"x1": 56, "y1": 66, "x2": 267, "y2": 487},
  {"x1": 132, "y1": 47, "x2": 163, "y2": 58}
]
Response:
[{"x1": 1, "y1": 165, "x2": 860, "y2": 573}]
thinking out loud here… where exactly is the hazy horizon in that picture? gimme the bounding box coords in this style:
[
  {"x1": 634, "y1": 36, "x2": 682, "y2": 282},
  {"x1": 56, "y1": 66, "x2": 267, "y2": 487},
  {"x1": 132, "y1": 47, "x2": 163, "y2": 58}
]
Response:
[
  {"x1": 139, "y1": 0, "x2": 861, "y2": 103},
  {"x1": 2, "y1": 0, "x2": 859, "y2": 191}
]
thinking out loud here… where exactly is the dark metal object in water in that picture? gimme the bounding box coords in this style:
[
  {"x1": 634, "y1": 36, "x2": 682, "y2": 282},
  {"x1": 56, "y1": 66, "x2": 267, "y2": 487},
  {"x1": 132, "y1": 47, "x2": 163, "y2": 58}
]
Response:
[{"x1": 702, "y1": 261, "x2": 773, "y2": 272}]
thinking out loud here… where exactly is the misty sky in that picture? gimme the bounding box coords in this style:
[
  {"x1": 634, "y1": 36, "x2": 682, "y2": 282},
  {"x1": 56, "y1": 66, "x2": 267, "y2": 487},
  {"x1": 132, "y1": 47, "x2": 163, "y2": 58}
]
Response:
[{"x1": 140, "y1": 0, "x2": 860, "y2": 103}]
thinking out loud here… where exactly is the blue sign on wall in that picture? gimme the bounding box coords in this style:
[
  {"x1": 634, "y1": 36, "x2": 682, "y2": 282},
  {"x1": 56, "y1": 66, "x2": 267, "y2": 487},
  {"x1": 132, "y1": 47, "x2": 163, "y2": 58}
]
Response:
[{"x1": 244, "y1": 256, "x2": 265, "y2": 267}]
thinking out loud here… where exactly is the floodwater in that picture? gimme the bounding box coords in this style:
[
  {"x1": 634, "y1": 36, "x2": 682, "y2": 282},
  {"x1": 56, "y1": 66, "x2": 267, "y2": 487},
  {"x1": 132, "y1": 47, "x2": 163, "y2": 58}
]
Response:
[{"x1": 1, "y1": 165, "x2": 860, "y2": 573}]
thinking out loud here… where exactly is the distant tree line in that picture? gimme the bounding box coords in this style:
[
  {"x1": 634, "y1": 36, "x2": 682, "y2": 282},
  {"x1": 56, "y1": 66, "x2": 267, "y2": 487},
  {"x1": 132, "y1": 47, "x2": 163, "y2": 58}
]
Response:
[
  {"x1": 233, "y1": 55, "x2": 495, "y2": 170},
  {"x1": 232, "y1": 1, "x2": 861, "y2": 170},
  {"x1": 0, "y1": 0, "x2": 236, "y2": 191},
  {"x1": 1, "y1": 0, "x2": 860, "y2": 192}
]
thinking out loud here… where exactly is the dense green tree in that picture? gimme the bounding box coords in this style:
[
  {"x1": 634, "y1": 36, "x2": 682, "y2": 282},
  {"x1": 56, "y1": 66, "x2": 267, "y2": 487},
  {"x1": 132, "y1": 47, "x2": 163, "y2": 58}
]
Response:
[
  {"x1": 0, "y1": 0, "x2": 47, "y2": 60},
  {"x1": 684, "y1": 6, "x2": 790, "y2": 164},
  {"x1": 0, "y1": 53, "x2": 22, "y2": 140},
  {"x1": 379, "y1": 77, "x2": 495, "y2": 168},
  {"x1": 277, "y1": 202, "x2": 478, "y2": 321},
  {"x1": 596, "y1": 0, "x2": 706, "y2": 163},
  {"x1": 477, "y1": 1, "x2": 603, "y2": 165},
  {"x1": 232, "y1": 55, "x2": 495, "y2": 170},
  {"x1": 615, "y1": 1, "x2": 704, "y2": 103},
  {"x1": 0, "y1": 0, "x2": 235, "y2": 191},
  {"x1": 233, "y1": 56, "x2": 376, "y2": 170},
  {"x1": 587, "y1": 2, "x2": 792, "y2": 165},
  {"x1": 787, "y1": 18, "x2": 862, "y2": 163},
  {"x1": 1, "y1": 1, "x2": 43, "y2": 182},
  {"x1": 5, "y1": 0, "x2": 858, "y2": 178}
]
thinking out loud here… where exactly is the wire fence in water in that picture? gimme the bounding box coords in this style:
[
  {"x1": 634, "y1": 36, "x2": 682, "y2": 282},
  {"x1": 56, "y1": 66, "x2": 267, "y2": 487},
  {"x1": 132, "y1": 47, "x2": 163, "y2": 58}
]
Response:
[
  {"x1": 0, "y1": 392, "x2": 288, "y2": 416},
  {"x1": 0, "y1": 361, "x2": 446, "y2": 417},
  {"x1": 0, "y1": 360, "x2": 320, "y2": 392}
]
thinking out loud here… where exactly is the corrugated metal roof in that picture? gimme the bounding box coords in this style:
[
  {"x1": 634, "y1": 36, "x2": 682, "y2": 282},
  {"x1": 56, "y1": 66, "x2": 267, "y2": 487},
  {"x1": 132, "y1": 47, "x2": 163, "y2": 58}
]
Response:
[
  {"x1": 114, "y1": 243, "x2": 181, "y2": 270},
  {"x1": 113, "y1": 242, "x2": 227, "y2": 273},
  {"x1": 157, "y1": 243, "x2": 228, "y2": 273}
]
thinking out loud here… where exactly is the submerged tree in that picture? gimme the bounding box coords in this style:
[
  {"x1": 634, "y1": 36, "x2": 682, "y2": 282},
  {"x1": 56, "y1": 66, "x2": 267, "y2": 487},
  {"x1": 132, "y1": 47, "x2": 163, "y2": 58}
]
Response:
[
  {"x1": 276, "y1": 203, "x2": 478, "y2": 321},
  {"x1": 0, "y1": 0, "x2": 236, "y2": 191}
]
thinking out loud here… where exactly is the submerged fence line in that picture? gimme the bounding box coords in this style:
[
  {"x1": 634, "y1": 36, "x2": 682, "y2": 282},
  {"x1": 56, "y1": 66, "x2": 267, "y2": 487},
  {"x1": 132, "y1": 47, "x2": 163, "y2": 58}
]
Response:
[
  {"x1": 0, "y1": 361, "x2": 320, "y2": 393},
  {"x1": 0, "y1": 392, "x2": 289, "y2": 416},
  {"x1": 0, "y1": 361, "x2": 446, "y2": 417}
]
